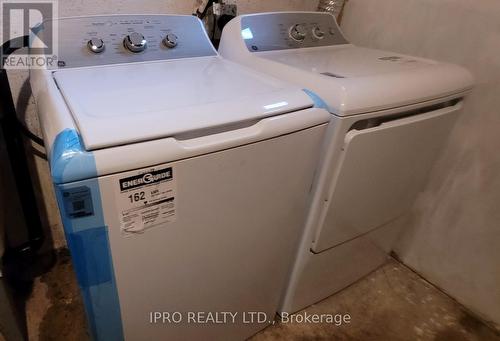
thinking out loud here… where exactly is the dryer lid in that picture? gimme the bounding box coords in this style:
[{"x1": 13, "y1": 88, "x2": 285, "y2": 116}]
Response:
[
  {"x1": 53, "y1": 56, "x2": 313, "y2": 150},
  {"x1": 261, "y1": 45, "x2": 440, "y2": 78},
  {"x1": 259, "y1": 45, "x2": 474, "y2": 115}
]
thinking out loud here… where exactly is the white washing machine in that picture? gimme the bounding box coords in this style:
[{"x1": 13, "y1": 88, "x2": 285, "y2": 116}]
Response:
[
  {"x1": 30, "y1": 15, "x2": 331, "y2": 340},
  {"x1": 219, "y1": 11, "x2": 474, "y2": 313}
]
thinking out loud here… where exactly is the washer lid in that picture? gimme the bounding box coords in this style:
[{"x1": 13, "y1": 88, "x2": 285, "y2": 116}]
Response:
[{"x1": 53, "y1": 56, "x2": 313, "y2": 150}]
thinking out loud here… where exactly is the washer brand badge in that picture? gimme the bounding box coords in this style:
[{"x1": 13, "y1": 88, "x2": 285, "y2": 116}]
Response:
[{"x1": 119, "y1": 168, "x2": 172, "y2": 192}]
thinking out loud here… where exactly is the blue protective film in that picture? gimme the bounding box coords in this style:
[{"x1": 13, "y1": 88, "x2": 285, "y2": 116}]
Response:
[
  {"x1": 50, "y1": 129, "x2": 97, "y2": 184},
  {"x1": 52, "y1": 129, "x2": 124, "y2": 341},
  {"x1": 303, "y1": 88, "x2": 330, "y2": 111}
]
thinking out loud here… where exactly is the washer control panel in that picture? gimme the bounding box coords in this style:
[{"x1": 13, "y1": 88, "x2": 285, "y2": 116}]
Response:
[
  {"x1": 240, "y1": 12, "x2": 348, "y2": 52},
  {"x1": 40, "y1": 15, "x2": 216, "y2": 69}
]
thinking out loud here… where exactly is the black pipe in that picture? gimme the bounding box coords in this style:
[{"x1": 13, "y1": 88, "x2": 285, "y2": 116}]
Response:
[{"x1": 1, "y1": 35, "x2": 44, "y2": 255}]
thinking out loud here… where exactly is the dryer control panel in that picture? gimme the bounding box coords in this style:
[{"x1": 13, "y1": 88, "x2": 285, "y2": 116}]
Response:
[
  {"x1": 240, "y1": 12, "x2": 349, "y2": 52},
  {"x1": 36, "y1": 15, "x2": 217, "y2": 69}
]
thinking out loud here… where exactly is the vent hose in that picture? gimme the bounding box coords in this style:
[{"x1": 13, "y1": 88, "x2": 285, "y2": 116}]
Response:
[{"x1": 317, "y1": 0, "x2": 348, "y2": 24}]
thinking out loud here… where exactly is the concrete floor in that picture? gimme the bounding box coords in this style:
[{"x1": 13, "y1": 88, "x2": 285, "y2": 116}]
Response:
[{"x1": 24, "y1": 249, "x2": 500, "y2": 341}]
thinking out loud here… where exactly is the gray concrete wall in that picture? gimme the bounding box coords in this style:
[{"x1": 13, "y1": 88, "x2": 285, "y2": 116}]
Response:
[
  {"x1": 341, "y1": 0, "x2": 500, "y2": 328},
  {"x1": 3, "y1": 0, "x2": 319, "y2": 251}
]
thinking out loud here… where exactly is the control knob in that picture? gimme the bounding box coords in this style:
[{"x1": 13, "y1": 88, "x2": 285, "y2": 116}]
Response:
[
  {"x1": 289, "y1": 24, "x2": 307, "y2": 41},
  {"x1": 87, "y1": 38, "x2": 105, "y2": 53},
  {"x1": 312, "y1": 26, "x2": 325, "y2": 39},
  {"x1": 124, "y1": 32, "x2": 147, "y2": 53},
  {"x1": 163, "y1": 33, "x2": 178, "y2": 48}
]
